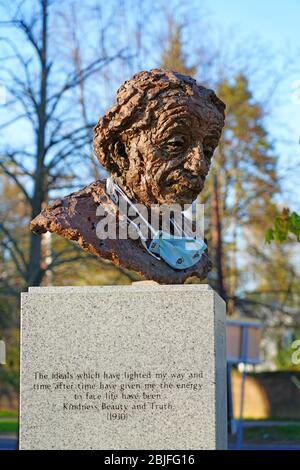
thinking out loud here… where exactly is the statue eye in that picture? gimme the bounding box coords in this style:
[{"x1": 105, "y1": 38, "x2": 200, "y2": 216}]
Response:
[{"x1": 166, "y1": 136, "x2": 185, "y2": 151}]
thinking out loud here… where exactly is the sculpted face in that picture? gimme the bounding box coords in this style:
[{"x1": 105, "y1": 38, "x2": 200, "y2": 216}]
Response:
[
  {"x1": 93, "y1": 69, "x2": 225, "y2": 207},
  {"x1": 120, "y1": 94, "x2": 210, "y2": 206}
]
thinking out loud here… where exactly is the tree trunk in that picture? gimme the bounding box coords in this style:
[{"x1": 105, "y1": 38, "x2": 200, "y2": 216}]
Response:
[
  {"x1": 27, "y1": 0, "x2": 48, "y2": 286},
  {"x1": 227, "y1": 152, "x2": 239, "y2": 315},
  {"x1": 227, "y1": 225, "x2": 237, "y2": 315},
  {"x1": 211, "y1": 173, "x2": 226, "y2": 300}
]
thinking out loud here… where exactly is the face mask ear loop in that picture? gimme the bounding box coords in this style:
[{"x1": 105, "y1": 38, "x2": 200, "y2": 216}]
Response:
[
  {"x1": 170, "y1": 198, "x2": 199, "y2": 240},
  {"x1": 106, "y1": 177, "x2": 157, "y2": 236},
  {"x1": 170, "y1": 216, "x2": 184, "y2": 238},
  {"x1": 105, "y1": 177, "x2": 206, "y2": 267},
  {"x1": 105, "y1": 177, "x2": 161, "y2": 261}
]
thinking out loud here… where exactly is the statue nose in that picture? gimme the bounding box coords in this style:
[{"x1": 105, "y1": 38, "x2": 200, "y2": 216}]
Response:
[{"x1": 184, "y1": 146, "x2": 204, "y2": 175}]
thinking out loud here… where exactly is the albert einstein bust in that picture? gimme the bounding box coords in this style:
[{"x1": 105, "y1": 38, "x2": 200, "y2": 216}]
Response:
[{"x1": 31, "y1": 69, "x2": 225, "y2": 283}]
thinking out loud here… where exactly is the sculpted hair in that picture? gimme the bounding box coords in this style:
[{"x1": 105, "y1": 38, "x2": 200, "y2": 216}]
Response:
[{"x1": 93, "y1": 68, "x2": 225, "y2": 182}]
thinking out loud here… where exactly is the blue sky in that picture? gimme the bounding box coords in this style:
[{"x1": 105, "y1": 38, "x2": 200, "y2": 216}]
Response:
[
  {"x1": 207, "y1": 0, "x2": 299, "y2": 46},
  {"x1": 204, "y1": 0, "x2": 300, "y2": 209},
  {"x1": 1, "y1": 0, "x2": 299, "y2": 209}
]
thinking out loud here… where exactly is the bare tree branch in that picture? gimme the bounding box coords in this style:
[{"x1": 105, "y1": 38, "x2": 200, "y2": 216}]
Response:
[
  {"x1": 1, "y1": 240, "x2": 27, "y2": 280},
  {"x1": 0, "y1": 161, "x2": 32, "y2": 202},
  {"x1": 0, "y1": 222, "x2": 28, "y2": 270}
]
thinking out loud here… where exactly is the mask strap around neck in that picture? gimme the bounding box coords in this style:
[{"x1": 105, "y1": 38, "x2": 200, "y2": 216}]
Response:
[
  {"x1": 105, "y1": 176, "x2": 204, "y2": 268},
  {"x1": 105, "y1": 177, "x2": 161, "y2": 261}
]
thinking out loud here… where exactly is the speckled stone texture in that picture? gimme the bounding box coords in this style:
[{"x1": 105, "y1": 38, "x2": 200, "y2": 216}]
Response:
[{"x1": 19, "y1": 285, "x2": 227, "y2": 450}]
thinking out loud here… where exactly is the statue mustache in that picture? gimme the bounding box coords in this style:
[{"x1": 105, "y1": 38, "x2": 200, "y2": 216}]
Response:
[{"x1": 153, "y1": 158, "x2": 203, "y2": 186}]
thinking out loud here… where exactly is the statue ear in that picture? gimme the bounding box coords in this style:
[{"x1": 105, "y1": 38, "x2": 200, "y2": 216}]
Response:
[{"x1": 108, "y1": 140, "x2": 129, "y2": 177}]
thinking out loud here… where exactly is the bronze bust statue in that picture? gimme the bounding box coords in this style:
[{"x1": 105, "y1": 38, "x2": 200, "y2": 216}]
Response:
[{"x1": 31, "y1": 69, "x2": 225, "y2": 283}]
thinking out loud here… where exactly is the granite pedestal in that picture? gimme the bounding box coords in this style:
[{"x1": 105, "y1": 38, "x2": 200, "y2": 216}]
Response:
[{"x1": 19, "y1": 284, "x2": 227, "y2": 450}]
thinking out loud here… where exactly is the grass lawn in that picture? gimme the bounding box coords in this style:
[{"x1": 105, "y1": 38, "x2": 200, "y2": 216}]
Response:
[
  {"x1": 0, "y1": 409, "x2": 18, "y2": 435},
  {"x1": 0, "y1": 421, "x2": 18, "y2": 434},
  {"x1": 244, "y1": 425, "x2": 300, "y2": 443},
  {"x1": 228, "y1": 424, "x2": 300, "y2": 444},
  {"x1": 0, "y1": 410, "x2": 18, "y2": 419}
]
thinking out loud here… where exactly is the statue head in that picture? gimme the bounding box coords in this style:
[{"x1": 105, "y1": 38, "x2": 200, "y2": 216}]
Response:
[{"x1": 93, "y1": 68, "x2": 225, "y2": 207}]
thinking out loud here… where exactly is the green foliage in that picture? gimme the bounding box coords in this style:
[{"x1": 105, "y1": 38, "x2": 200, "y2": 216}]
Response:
[
  {"x1": 217, "y1": 74, "x2": 278, "y2": 199},
  {"x1": 265, "y1": 208, "x2": 300, "y2": 244},
  {"x1": 274, "y1": 332, "x2": 300, "y2": 371}
]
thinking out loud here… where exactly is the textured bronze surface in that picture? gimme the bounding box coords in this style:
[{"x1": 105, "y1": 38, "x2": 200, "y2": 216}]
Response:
[
  {"x1": 94, "y1": 69, "x2": 225, "y2": 207},
  {"x1": 31, "y1": 69, "x2": 225, "y2": 283},
  {"x1": 30, "y1": 180, "x2": 212, "y2": 283}
]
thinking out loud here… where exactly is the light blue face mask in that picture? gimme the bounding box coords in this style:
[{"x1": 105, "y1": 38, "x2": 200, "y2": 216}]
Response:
[
  {"x1": 106, "y1": 177, "x2": 207, "y2": 271},
  {"x1": 148, "y1": 234, "x2": 207, "y2": 270}
]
